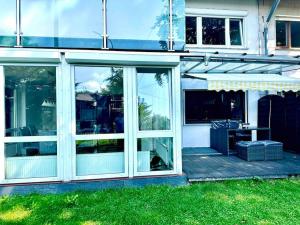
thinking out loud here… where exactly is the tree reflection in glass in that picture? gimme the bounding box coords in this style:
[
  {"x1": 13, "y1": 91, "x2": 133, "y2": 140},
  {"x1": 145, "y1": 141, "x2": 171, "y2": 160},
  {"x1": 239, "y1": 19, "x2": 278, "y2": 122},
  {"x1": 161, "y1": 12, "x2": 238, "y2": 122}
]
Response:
[
  {"x1": 75, "y1": 67, "x2": 124, "y2": 134},
  {"x1": 137, "y1": 68, "x2": 171, "y2": 131},
  {"x1": 107, "y1": 0, "x2": 169, "y2": 50},
  {"x1": 4, "y1": 66, "x2": 57, "y2": 137}
]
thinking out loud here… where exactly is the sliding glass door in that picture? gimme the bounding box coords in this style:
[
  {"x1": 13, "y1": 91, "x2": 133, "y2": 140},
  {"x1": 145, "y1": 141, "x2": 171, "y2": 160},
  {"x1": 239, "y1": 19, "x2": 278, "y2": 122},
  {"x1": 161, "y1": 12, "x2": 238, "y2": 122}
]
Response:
[
  {"x1": 72, "y1": 66, "x2": 177, "y2": 178},
  {"x1": 1, "y1": 66, "x2": 58, "y2": 181}
]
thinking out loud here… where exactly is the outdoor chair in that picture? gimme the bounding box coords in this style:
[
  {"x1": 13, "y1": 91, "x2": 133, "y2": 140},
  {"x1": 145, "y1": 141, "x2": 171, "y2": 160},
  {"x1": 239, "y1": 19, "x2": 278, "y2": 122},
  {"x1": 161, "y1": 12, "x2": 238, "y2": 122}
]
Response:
[
  {"x1": 258, "y1": 140, "x2": 283, "y2": 160},
  {"x1": 236, "y1": 141, "x2": 265, "y2": 161}
]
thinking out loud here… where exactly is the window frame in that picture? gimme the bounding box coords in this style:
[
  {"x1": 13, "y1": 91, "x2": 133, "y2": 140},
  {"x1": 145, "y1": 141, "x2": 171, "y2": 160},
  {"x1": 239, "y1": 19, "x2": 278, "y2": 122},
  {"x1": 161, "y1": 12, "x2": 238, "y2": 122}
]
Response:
[
  {"x1": 0, "y1": 64, "x2": 61, "y2": 184},
  {"x1": 275, "y1": 19, "x2": 300, "y2": 50},
  {"x1": 185, "y1": 14, "x2": 246, "y2": 49},
  {"x1": 133, "y1": 66, "x2": 178, "y2": 177},
  {"x1": 71, "y1": 65, "x2": 129, "y2": 180},
  {"x1": 183, "y1": 90, "x2": 247, "y2": 126}
]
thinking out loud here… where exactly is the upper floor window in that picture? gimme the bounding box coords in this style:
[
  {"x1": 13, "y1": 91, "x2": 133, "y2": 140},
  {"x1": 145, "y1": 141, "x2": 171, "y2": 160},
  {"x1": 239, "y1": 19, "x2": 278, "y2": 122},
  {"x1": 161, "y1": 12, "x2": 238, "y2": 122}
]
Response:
[
  {"x1": 186, "y1": 16, "x2": 244, "y2": 47},
  {"x1": 276, "y1": 20, "x2": 300, "y2": 48}
]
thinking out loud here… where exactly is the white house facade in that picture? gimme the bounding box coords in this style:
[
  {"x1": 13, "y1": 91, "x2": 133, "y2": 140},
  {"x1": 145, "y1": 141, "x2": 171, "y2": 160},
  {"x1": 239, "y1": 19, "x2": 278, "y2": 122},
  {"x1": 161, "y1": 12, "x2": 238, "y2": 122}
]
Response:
[{"x1": 1, "y1": 0, "x2": 300, "y2": 186}]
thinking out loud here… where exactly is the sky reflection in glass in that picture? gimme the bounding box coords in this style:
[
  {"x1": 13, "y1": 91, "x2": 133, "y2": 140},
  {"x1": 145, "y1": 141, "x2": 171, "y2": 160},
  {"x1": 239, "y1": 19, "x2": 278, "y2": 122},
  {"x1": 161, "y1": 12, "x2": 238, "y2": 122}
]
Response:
[
  {"x1": 107, "y1": 0, "x2": 169, "y2": 50},
  {"x1": 0, "y1": 0, "x2": 16, "y2": 46},
  {"x1": 21, "y1": 0, "x2": 103, "y2": 48}
]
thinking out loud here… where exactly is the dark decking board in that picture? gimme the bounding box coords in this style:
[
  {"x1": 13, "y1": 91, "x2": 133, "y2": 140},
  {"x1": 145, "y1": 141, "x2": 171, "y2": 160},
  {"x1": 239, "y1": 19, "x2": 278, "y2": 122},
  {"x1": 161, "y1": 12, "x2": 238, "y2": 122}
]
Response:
[{"x1": 183, "y1": 151, "x2": 300, "y2": 182}]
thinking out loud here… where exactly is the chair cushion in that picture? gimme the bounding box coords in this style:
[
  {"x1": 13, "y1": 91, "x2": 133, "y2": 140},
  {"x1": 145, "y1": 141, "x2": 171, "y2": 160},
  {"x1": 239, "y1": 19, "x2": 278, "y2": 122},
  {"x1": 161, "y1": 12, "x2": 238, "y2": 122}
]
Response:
[
  {"x1": 257, "y1": 140, "x2": 283, "y2": 146},
  {"x1": 236, "y1": 141, "x2": 264, "y2": 147}
]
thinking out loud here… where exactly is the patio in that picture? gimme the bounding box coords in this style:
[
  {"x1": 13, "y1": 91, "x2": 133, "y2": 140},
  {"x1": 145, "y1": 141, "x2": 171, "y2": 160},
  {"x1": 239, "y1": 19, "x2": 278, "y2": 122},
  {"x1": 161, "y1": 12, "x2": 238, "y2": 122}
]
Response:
[{"x1": 183, "y1": 148, "x2": 300, "y2": 182}]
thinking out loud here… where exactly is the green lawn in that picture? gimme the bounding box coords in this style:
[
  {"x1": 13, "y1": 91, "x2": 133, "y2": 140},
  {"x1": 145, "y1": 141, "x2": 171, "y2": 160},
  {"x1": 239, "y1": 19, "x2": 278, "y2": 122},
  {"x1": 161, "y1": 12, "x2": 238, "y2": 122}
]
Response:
[{"x1": 1, "y1": 179, "x2": 300, "y2": 225}]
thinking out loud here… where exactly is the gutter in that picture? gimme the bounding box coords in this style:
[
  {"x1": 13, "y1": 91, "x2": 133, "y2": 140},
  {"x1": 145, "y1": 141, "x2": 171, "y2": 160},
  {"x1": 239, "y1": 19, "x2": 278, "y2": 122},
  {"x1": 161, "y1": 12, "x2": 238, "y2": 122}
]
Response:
[{"x1": 263, "y1": 0, "x2": 281, "y2": 55}]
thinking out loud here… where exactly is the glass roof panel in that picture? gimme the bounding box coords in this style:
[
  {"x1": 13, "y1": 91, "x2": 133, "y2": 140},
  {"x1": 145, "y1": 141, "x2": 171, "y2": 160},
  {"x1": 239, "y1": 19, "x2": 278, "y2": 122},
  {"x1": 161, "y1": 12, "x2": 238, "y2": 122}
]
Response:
[
  {"x1": 211, "y1": 63, "x2": 245, "y2": 73},
  {"x1": 190, "y1": 61, "x2": 222, "y2": 73},
  {"x1": 180, "y1": 61, "x2": 201, "y2": 73},
  {"x1": 181, "y1": 54, "x2": 300, "y2": 74}
]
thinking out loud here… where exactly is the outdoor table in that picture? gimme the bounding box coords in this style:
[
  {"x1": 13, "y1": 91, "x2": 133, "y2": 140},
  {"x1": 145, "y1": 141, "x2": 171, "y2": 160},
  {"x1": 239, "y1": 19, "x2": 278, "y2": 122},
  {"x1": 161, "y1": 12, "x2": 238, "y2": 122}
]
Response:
[{"x1": 210, "y1": 127, "x2": 271, "y2": 156}]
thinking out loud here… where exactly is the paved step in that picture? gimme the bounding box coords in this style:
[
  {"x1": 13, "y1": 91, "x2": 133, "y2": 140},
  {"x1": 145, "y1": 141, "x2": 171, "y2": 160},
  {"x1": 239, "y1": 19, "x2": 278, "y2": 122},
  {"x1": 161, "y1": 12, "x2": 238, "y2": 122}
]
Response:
[{"x1": 182, "y1": 147, "x2": 222, "y2": 156}]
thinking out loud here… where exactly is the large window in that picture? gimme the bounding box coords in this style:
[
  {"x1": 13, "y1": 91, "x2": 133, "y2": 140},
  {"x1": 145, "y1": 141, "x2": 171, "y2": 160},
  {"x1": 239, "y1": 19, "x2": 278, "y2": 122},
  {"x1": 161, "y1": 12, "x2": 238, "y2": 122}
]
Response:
[
  {"x1": 0, "y1": 0, "x2": 16, "y2": 46},
  {"x1": 186, "y1": 16, "x2": 244, "y2": 47},
  {"x1": 21, "y1": 0, "x2": 103, "y2": 48},
  {"x1": 5, "y1": 67, "x2": 57, "y2": 137},
  {"x1": 185, "y1": 91, "x2": 245, "y2": 124},
  {"x1": 4, "y1": 66, "x2": 57, "y2": 179},
  {"x1": 276, "y1": 20, "x2": 300, "y2": 48},
  {"x1": 74, "y1": 66, "x2": 125, "y2": 177}
]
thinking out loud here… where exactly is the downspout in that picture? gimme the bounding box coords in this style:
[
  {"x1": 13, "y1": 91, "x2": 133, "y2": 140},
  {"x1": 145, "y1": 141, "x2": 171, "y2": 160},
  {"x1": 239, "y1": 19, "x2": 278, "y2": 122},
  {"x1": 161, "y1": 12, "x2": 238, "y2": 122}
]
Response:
[{"x1": 264, "y1": 0, "x2": 281, "y2": 55}]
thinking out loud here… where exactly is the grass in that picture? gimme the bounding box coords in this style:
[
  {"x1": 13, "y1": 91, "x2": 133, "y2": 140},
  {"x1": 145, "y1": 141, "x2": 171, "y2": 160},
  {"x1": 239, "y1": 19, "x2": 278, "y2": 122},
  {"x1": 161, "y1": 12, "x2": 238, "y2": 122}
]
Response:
[{"x1": 1, "y1": 179, "x2": 300, "y2": 225}]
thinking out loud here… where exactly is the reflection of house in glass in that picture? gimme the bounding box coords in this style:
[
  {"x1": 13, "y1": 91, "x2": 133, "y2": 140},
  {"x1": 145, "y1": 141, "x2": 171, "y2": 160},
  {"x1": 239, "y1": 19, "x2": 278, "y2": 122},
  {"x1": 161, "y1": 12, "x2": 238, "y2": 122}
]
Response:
[{"x1": 76, "y1": 93, "x2": 124, "y2": 134}]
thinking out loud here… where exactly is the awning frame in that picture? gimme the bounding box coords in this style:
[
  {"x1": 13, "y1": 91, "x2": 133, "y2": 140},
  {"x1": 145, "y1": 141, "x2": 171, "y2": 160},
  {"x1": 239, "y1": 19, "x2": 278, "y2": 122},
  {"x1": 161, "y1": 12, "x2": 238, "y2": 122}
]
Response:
[{"x1": 181, "y1": 53, "x2": 300, "y2": 75}]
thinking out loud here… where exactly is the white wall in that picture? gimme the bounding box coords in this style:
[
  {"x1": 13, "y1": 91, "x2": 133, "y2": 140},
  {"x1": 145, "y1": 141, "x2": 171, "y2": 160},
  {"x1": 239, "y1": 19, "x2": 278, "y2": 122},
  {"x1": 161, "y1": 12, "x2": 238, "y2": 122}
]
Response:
[
  {"x1": 182, "y1": 124, "x2": 211, "y2": 147},
  {"x1": 186, "y1": 0, "x2": 260, "y2": 54}
]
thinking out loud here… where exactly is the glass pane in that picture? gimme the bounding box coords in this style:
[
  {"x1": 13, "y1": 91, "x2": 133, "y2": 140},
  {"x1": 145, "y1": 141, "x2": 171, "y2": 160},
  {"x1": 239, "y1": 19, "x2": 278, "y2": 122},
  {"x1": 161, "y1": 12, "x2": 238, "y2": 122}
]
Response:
[
  {"x1": 137, "y1": 68, "x2": 171, "y2": 131},
  {"x1": 75, "y1": 67, "x2": 124, "y2": 134},
  {"x1": 185, "y1": 91, "x2": 245, "y2": 124},
  {"x1": 76, "y1": 139, "x2": 124, "y2": 176},
  {"x1": 137, "y1": 138, "x2": 173, "y2": 172},
  {"x1": 291, "y1": 21, "x2": 300, "y2": 48},
  {"x1": 276, "y1": 21, "x2": 287, "y2": 47},
  {"x1": 186, "y1": 16, "x2": 197, "y2": 44},
  {"x1": 107, "y1": 0, "x2": 169, "y2": 50},
  {"x1": 230, "y1": 19, "x2": 243, "y2": 46},
  {"x1": 172, "y1": 0, "x2": 185, "y2": 50},
  {"x1": 0, "y1": 0, "x2": 16, "y2": 46},
  {"x1": 5, "y1": 142, "x2": 57, "y2": 179},
  {"x1": 21, "y1": 0, "x2": 103, "y2": 48},
  {"x1": 4, "y1": 66, "x2": 57, "y2": 137},
  {"x1": 202, "y1": 17, "x2": 225, "y2": 45}
]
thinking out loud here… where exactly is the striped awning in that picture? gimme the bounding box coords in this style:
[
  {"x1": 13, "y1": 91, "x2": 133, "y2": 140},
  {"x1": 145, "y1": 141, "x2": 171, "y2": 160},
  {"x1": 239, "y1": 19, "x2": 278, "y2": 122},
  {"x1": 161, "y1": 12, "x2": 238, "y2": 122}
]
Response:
[{"x1": 184, "y1": 74, "x2": 300, "y2": 92}]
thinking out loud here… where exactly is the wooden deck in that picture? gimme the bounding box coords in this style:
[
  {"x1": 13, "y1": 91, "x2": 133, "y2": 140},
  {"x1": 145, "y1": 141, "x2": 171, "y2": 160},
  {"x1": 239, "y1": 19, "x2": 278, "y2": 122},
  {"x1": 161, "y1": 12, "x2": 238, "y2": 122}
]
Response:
[{"x1": 183, "y1": 149, "x2": 300, "y2": 182}]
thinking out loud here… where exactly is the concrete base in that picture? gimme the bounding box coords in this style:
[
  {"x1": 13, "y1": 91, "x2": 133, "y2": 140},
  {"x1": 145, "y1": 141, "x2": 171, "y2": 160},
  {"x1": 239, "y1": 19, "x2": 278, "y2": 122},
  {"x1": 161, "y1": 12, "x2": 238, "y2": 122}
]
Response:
[{"x1": 0, "y1": 175, "x2": 188, "y2": 196}]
